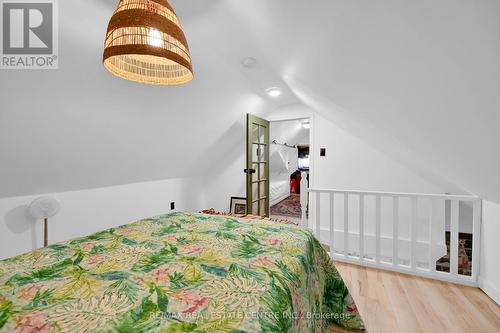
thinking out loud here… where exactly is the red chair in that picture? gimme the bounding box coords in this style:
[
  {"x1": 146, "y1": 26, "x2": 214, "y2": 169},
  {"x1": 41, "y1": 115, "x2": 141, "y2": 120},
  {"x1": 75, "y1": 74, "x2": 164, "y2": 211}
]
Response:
[
  {"x1": 290, "y1": 178, "x2": 297, "y2": 194},
  {"x1": 296, "y1": 173, "x2": 302, "y2": 194}
]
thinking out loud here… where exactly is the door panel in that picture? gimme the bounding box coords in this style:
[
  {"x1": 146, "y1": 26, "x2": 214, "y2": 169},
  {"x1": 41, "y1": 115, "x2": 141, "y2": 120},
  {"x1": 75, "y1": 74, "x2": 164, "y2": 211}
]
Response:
[{"x1": 246, "y1": 114, "x2": 270, "y2": 217}]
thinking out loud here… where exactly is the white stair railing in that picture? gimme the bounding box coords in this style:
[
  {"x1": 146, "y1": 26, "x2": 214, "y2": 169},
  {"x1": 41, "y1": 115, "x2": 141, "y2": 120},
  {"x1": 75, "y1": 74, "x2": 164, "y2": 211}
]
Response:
[
  {"x1": 301, "y1": 186, "x2": 481, "y2": 286},
  {"x1": 300, "y1": 172, "x2": 308, "y2": 227}
]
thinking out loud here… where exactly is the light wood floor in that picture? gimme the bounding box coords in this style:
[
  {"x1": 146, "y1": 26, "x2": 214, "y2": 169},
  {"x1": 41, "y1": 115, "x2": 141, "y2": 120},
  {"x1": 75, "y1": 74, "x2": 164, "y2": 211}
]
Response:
[{"x1": 328, "y1": 262, "x2": 500, "y2": 333}]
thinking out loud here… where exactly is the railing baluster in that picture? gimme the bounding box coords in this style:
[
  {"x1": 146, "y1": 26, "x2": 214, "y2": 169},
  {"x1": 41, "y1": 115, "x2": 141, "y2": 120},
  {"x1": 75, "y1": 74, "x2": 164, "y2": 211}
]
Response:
[
  {"x1": 300, "y1": 172, "x2": 308, "y2": 227},
  {"x1": 429, "y1": 199, "x2": 436, "y2": 273},
  {"x1": 316, "y1": 192, "x2": 321, "y2": 239},
  {"x1": 359, "y1": 195, "x2": 364, "y2": 261},
  {"x1": 393, "y1": 196, "x2": 399, "y2": 267},
  {"x1": 329, "y1": 193, "x2": 335, "y2": 257},
  {"x1": 471, "y1": 199, "x2": 481, "y2": 281},
  {"x1": 450, "y1": 200, "x2": 459, "y2": 277},
  {"x1": 306, "y1": 188, "x2": 479, "y2": 287},
  {"x1": 375, "y1": 195, "x2": 381, "y2": 263},
  {"x1": 411, "y1": 197, "x2": 418, "y2": 270},
  {"x1": 344, "y1": 193, "x2": 349, "y2": 257}
]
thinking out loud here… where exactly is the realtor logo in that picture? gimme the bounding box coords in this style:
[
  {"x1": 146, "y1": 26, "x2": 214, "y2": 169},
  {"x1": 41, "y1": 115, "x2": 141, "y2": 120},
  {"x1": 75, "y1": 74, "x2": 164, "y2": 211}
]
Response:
[{"x1": 1, "y1": 0, "x2": 58, "y2": 69}]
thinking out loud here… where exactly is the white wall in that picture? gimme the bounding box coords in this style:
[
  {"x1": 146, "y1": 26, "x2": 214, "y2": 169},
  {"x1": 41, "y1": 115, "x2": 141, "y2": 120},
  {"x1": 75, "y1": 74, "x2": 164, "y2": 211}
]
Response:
[
  {"x1": 480, "y1": 200, "x2": 500, "y2": 305},
  {"x1": 311, "y1": 113, "x2": 446, "y2": 194},
  {"x1": 270, "y1": 145, "x2": 298, "y2": 178},
  {"x1": 310, "y1": 111, "x2": 449, "y2": 262},
  {"x1": 270, "y1": 119, "x2": 309, "y2": 147},
  {"x1": 200, "y1": 115, "x2": 250, "y2": 213},
  {"x1": 268, "y1": 105, "x2": 448, "y2": 194},
  {"x1": 0, "y1": 177, "x2": 204, "y2": 260},
  {"x1": 202, "y1": 150, "x2": 246, "y2": 213}
]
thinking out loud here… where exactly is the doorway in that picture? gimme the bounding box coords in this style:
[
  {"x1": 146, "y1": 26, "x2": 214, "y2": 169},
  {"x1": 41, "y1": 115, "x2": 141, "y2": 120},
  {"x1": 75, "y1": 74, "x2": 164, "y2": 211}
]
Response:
[{"x1": 268, "y1": 118, "x2": 310, "y2": 224}]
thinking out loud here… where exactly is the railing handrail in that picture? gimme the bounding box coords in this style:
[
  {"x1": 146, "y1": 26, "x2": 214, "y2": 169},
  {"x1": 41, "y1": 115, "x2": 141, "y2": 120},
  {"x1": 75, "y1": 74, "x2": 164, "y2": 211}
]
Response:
[
  {"x1": 308, "y1": 188, "x2": 479, "y2": 201},
  {"x1": 303, "y1": 184, "x2": 482, "y2": 286}
]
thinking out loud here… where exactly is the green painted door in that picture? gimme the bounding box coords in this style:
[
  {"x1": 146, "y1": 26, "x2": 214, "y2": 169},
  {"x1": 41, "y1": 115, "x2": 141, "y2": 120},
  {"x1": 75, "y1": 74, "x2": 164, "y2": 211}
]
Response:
[{"x1": 246, "y1": 114, "x2": 270, "y2": 217}]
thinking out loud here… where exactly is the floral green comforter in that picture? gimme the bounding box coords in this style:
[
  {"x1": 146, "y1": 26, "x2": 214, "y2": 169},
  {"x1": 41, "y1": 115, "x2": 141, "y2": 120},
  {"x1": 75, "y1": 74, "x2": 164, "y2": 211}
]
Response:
[{"x1": 0, "y1": 212, "x2": 364, "y2": 333}]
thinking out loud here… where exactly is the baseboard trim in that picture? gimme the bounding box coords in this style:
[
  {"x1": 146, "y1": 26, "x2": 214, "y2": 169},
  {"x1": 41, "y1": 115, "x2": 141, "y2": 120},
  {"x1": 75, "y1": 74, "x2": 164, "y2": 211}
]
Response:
[{"x1": 479, "y1": 277, "x2": 500, "y2": 305}]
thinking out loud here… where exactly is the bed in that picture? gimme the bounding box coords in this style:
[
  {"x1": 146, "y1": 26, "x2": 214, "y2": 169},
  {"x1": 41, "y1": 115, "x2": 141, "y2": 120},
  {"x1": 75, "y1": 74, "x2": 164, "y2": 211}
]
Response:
[
  {"x1": 0, "y1": 212, "x2": 364, "y2": 332},
  {"x1": 270, "y1": 180, "x2": 291, "y2": 207},
  {"x1": 270, "y1": 145, "x2": 298, "y2": 206}
]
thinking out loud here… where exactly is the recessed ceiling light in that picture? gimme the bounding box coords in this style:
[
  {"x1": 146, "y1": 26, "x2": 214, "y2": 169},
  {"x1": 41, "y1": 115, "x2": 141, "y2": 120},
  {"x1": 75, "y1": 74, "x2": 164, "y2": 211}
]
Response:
[
  {"x1": 266, "y1": 87, "x2": 281, "y2": 97},
  {"x1": 241, "y1": 57, "x2": 257, "y2": 68}
]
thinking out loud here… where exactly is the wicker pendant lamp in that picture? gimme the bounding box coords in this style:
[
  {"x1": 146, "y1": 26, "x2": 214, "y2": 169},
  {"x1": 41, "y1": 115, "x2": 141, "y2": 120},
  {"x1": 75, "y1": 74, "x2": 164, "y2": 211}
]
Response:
[{"x1": 103, "y1": 0, "x2": 193, "y2": 85}]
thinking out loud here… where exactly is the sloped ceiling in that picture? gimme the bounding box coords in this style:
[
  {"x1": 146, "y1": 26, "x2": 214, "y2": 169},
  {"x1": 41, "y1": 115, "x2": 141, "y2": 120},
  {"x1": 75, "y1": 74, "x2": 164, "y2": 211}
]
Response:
[
  {"x1": 270, "y1": 120, "x2": 310, "y2": 147},
  {"x1": 233, "y1": 0, "x2": 500, "y2": 201},
  {"x1": 0, "y1": 0, "x2": 499, "y2": 201}
]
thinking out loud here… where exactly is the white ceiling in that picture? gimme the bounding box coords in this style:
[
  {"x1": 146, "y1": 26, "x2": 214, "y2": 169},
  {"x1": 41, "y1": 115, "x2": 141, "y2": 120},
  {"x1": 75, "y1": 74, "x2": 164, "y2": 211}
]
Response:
[{"x1": 0, "y1": 0, "x2": 499, "y2": 201}]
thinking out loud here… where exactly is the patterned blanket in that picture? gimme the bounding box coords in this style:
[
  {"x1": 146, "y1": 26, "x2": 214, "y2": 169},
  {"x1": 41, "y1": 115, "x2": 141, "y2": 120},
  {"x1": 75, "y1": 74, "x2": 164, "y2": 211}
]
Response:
[{"x1": 0, "y1": 212, "x2": 364, "y2": 332}]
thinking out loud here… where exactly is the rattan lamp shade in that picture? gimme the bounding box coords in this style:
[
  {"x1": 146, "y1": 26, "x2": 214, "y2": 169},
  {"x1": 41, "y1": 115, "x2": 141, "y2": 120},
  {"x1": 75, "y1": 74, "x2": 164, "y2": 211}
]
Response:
[{"x1": 103, "y1": 0, "x2": 193, "y2": 85}]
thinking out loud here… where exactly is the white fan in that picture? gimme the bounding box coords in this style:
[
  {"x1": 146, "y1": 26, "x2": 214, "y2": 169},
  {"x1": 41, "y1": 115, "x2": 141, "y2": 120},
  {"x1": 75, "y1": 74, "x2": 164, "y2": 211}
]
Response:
[{"x1": 28, "y1": 197, "x2": 61, "y2": 247}]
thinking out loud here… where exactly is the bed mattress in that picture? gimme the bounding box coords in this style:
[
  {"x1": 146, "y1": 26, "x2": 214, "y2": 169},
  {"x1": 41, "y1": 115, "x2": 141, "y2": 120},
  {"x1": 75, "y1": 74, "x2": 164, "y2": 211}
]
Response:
[
  {"x1": 270, "y1": 180, "x2": 291, "y2": 206},
  {"x1": 0, "y1": 212, "x2": 364, "y2": 332}
]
